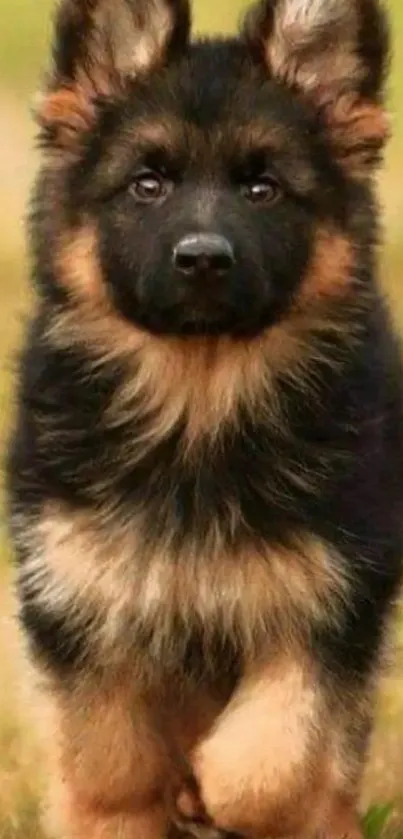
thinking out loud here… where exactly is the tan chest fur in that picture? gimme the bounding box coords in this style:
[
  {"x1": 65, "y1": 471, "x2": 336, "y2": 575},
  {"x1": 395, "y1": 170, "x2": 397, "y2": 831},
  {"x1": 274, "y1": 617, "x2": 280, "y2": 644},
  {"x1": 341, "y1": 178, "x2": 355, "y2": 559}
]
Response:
[{"x1": 18, "y1": 502, "x2": 350, "y2": 675}]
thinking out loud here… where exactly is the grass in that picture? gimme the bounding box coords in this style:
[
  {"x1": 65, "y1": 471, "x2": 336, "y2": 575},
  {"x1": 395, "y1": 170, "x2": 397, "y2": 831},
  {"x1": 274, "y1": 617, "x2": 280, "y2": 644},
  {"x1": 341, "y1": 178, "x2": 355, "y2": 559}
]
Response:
[{"x1": 1, "y1": 0, "x2": 403, "y2": 836}]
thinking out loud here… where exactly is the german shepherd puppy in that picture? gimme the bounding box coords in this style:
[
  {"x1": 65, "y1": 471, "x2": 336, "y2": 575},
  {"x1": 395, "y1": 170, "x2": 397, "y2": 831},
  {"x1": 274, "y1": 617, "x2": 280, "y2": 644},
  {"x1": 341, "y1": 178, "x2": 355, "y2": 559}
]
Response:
[{"x1": 6, "y1": 0, "x2": 403, "y2": 837}]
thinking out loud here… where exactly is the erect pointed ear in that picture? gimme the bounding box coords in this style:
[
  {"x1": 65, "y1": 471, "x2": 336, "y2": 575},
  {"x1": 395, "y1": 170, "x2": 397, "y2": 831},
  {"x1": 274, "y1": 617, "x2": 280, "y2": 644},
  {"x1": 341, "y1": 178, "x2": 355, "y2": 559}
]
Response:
[
  {"x1": 243, "y1": 0, "x2": 391, "y2": 175},
  {"x1": 37, "y1": 0, "x2": 191, "y2": 147}
]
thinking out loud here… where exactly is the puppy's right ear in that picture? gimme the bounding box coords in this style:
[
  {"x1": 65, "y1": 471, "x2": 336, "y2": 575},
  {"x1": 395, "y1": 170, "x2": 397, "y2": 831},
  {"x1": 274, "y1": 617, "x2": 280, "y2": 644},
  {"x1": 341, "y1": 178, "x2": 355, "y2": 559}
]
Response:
[
  {"x1": 243, "y1": 0, "x2": 391, "y2": 176},
  {"x1": 37, "y1": 0, "x2": 191, "y2": 148}
]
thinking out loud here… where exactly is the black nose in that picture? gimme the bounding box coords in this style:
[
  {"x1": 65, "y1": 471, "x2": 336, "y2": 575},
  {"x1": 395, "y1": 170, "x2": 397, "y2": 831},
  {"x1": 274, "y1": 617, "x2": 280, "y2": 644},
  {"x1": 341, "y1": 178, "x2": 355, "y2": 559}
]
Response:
[{"x1": 173, "y1": 233, "x2": 235, "y2": 277}]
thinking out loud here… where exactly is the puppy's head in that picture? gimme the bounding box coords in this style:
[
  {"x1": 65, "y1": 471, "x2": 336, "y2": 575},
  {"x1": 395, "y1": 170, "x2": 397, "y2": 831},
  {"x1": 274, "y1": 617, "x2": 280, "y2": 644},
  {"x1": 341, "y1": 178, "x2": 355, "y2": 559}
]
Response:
[{"x1": 34, "y1": 0, "x2": 390, "y2": 339}]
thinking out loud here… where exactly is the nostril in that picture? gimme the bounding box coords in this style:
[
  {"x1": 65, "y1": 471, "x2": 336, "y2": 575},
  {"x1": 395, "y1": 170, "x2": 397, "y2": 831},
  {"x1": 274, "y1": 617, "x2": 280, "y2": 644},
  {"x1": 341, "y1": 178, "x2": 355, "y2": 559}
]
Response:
[
  {"x1": 210, "y1": 252, "x2": 234, "y2": 274},
  {"x1": 175, "y1": 252, "x2": 198, "y2": 274}
]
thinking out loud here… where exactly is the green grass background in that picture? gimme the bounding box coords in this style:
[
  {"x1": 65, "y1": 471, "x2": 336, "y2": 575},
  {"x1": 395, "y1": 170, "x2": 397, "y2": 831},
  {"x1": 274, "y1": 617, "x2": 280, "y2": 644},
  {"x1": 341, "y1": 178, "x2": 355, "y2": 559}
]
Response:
[{"x1": 0, "y1": 1, "x2": 403, "y2": 837}]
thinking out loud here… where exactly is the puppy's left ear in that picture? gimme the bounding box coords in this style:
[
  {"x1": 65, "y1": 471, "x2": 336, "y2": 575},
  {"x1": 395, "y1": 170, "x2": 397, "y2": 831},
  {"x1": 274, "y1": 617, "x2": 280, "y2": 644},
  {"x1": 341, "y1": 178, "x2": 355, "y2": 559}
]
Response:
[{"x1": 244, "y1": 0, "x2": 391, "y2": 175}]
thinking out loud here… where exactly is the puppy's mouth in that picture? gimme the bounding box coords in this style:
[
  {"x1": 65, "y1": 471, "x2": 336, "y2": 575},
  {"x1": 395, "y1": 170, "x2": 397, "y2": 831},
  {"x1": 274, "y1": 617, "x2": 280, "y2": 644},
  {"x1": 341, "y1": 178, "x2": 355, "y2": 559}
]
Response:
[
  {"x1": 135, "y1": 298, "x2": 285, "y2": 338},
  {"x1": 177, "y1": 300, "x2": 234, "y2": 332}
]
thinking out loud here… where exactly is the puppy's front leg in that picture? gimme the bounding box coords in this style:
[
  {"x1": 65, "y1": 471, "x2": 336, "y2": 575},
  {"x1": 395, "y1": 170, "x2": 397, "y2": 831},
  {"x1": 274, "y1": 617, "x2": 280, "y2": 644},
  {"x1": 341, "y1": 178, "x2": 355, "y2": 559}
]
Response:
[
  {"x1": 190, "y1": 655, "x2": 362, "y2": 839},
  {"x1": 42, "y1": 675, "x2": 170, "y2": 839}
]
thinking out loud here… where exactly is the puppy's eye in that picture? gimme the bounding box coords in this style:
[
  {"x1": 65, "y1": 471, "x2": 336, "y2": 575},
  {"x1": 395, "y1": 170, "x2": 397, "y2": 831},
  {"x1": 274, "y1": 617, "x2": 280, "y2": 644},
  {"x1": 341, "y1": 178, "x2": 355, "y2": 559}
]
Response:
[
  {"x1": 129, "y1": 171, "x2": 171, "y2": 204},
  {"x1": 242, "y1": 176, "x2": 281, "y2": 205}
]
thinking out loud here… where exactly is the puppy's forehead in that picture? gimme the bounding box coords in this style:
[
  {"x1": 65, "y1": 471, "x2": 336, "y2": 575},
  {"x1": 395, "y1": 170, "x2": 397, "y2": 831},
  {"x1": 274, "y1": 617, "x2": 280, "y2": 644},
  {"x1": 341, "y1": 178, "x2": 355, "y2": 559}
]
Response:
[
  {"x1": 122, "y1": 113, "x2": 314, "y2": 184},
  {"x1": 106, "y1": 108, "x2": 316, "y2": 198},
  {"x1": 91, "y1": 40, "x2": 318, "y2": 197},
  {"x1": 121, "y1": 38, "x2": 312, "y2": 140}
]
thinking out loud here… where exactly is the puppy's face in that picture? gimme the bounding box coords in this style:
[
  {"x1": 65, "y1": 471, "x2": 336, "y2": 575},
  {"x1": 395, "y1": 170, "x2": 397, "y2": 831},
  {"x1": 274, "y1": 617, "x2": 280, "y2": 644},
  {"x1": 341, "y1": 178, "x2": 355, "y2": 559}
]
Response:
[
  {"x1": 35, "y1": 0, "x2": 390, "y2": 338},
  {"x1": 89, "y1": 63, "x2": 320, "y2": 336}
]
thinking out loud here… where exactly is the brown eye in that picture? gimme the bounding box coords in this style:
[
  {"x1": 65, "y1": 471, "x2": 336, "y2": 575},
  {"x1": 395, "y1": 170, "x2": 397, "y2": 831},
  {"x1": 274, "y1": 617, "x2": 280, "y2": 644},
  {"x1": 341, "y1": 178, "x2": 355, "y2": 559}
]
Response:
[
  {"x1": 130, "y1": 171, "x2": 170, "y2": 204},
  {"x1": 242, "y1": 177, "x2": 281, "y2": 205}
]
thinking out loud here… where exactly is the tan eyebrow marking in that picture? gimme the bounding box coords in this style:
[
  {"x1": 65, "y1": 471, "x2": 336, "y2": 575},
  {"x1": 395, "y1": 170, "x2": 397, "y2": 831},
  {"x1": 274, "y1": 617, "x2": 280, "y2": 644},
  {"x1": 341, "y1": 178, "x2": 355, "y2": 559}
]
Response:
[
  {"x1": 129, "y1": 118, "x2": 184, "y2": 154},
  {"x1": 225, "y1": 120, "x2": 317, "y2": 194}
]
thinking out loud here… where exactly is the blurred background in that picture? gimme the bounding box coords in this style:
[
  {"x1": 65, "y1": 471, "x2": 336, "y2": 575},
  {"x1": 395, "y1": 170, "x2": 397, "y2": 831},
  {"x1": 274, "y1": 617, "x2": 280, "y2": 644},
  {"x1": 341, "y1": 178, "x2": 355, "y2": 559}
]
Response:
[{"x1": 0, "y1": 1, "x2": 402, "y2": 837}]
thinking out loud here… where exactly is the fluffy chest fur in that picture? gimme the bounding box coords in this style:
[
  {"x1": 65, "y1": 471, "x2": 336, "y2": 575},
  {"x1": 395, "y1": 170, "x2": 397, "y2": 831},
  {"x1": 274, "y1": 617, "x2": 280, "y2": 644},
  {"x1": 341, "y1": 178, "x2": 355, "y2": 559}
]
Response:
[
  {"x1": 9, "y1": 307, "x2": 403, "y2": 687},
  {"x1": 15, "y1": 499, "x2": 350, "y2": 682}
]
